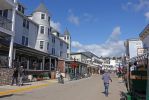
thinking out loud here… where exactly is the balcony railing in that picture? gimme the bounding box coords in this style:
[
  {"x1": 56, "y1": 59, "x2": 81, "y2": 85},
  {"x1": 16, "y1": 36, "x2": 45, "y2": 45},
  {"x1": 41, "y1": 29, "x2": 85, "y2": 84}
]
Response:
[{"x1": 0, "y1": 16, "x2": 12, "y2": 31}]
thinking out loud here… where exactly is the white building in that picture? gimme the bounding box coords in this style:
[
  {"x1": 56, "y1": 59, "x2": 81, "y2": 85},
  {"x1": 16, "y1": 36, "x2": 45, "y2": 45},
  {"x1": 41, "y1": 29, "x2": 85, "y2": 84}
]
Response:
[
  {"x1": 124, "y1": 39, "x2": 143, "y2": 59},
  {"x1": 70, "y1": 52, "x2": 102, "y2": 74},
  {"x1": 140, "y1": 24, "x2": 149, "y2": 50},
  {"x1": 0, "y1": 1, "x2": 70, "y2": 80},
  {"x1": 0, "y1": 0, "x2": 16, "y2": 68}
]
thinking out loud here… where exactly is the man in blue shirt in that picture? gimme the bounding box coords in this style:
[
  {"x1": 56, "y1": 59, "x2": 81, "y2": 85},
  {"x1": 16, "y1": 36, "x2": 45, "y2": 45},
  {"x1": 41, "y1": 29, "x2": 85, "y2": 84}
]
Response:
[{"x1": 102, "y1": 70, "x2": 112, "y2": 96}]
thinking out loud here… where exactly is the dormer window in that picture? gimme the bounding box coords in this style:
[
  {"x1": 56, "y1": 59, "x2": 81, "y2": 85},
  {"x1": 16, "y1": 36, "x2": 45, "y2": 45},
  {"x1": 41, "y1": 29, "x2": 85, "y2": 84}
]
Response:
[
  {"x1": 41, "y1": 13, "x2": 46, "y2": 19},
  {"x1": 18, "y1": 4, "x2": 24, "y2": 14}
]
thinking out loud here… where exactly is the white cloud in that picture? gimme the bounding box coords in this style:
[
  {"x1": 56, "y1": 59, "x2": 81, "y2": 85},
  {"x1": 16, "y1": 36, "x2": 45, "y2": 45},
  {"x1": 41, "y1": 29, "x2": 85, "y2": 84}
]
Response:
[
  {"x1": 68, "y1": 10, "x2": 80, "y2": 25},
  {"x1": 106, "y1": 26, "x2": 121, "y2": 43},
  {"x1": 122, "y1": 0, "x2": 149, "y2": 11},
  {"x1": 72, "y1": 27, "x2": 125, "y2": 57},
  {"x1": 50, "y1": 20, "x2": 61, "y2": 31},
  {"x1": 145, "y1": 12, "x2": 149, "y2": 20}
]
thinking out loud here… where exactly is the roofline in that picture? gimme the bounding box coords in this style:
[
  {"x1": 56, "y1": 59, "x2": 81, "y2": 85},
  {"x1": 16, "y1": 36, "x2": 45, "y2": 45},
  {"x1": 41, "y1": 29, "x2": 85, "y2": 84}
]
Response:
[
  {"x1": 16, "y1": 11, "x2": 39, "y2": 26},
  {"x1": 51, "y1": 33, "x2": 68, "y2": 45},
  {"x1": 71, "y1": 52, "x2": 100, "y2": 59},
  {"x1": 139, "y1": 24, "x2": 149, "y2": 37},
  {"x1": 126, "y1": 38, "x2": 141, "y2": 41},
  {"x1": 70, "y1": 52, "x2": 91, "y2": 58}
]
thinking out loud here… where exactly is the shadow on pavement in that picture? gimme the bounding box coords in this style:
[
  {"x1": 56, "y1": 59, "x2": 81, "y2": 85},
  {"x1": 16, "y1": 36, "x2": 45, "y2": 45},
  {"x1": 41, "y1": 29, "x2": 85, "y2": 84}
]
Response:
[{"x1": 0, "y1": 94, "x2": 13, "y2": 98}]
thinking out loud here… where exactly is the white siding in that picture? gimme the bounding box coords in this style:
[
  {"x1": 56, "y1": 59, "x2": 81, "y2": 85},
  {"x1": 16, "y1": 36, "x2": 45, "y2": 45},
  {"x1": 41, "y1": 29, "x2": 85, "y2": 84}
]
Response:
[
  {"x1": 14, "y1": 13, "x2": 38, "y2": 48},
  {"x1": 142, "y1": 35, "x2": 149, "y2": 48}
]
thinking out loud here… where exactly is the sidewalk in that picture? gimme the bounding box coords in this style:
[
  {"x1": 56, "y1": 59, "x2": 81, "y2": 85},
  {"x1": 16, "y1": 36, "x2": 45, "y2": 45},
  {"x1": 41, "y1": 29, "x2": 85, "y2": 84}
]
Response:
[{"x1": 0, "y1": 79, "x2": 57, "y2": 97}]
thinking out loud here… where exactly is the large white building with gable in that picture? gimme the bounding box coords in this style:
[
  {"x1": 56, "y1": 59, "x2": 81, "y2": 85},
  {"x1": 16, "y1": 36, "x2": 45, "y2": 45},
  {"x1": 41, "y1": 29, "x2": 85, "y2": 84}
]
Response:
[{"x1": 0, "y1": 1, "x2": 71, "y2": 83}]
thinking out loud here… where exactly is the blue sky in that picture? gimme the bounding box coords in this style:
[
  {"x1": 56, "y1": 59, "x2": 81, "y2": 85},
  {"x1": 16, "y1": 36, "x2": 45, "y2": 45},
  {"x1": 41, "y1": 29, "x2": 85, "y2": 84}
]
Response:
[{"x1": 19, "y1": 0, "x2": 149, "y2": 57}]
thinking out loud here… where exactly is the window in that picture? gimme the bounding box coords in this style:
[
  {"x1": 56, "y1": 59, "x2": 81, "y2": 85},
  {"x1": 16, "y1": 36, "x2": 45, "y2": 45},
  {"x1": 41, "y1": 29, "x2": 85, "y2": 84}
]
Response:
[
  {"x1": 48, "y1": 17, "x2": 50, "y2": 22},
  {"x1": 41, "y1": 14, "x2": 45, "y2": 19},
  {"x1": 60, "y1": 41, "x2": 63, "y2": 47},
  {"x1": 18, "y1": 4, "x2": 25, "y2": 14},
  {"x1": 52, "y1": 36, "x2": 55, "y2": 43},
  {"x1": 22, "y1": 36, "x2": 25, "y2": 45},
  {"x1": 47, "y1": 42, "x2": 49, "y2": 50},
  {"x1": 52, "y1": 48, "x2": 55, "y2": 55},
  {"x1": 40, "y1": 41, "x2": 44, "y2": 49},
  {"x1": 27, "y1": 21, "x2": 29, "y2": 29},
  {"x1": 64, "y1": 36, "x2": 66, "y2": 40},
  {"x1": 23, "y1": 19, "x2": 29, "y2": 29},
  {"x1": 67, "y1": 53, "x2": 69, "y2": 58},
  {"x1": 25, "y1": 37, "x2": 28, "y2": 46},
  {"x1": 18, "y1": 5, "x2": 21, "y2": 12},
  {"x1": 67, "y1": 45, "x2": 69, "y2": 49},
  {"x1": 0, "y1": 10, "x2": 2, "y2": 16},
  {"x1": 22, "y1": 7, "x2": 24, "y2": 14},
  {"x1": 3, "y1": 10, "x2": 8, "y2": 18},
  {"x1": 23, "y1": 19, "x2": 26, "y2": 27},
  {"x1": 22, "y1": 36, "x2": 28, "y2": 46},
  {"x1": 40, "y1": 26, "x2": 44, "y2": 34},
  {"x1": 60, "y1": 51, "x2": 63, "y2": 57},
  {"x1": 67, "y1": 36, "x2": 69, "y2": 40},
  {"x1": 48, "y1": 28, "x2": 50, "y2": 36}
]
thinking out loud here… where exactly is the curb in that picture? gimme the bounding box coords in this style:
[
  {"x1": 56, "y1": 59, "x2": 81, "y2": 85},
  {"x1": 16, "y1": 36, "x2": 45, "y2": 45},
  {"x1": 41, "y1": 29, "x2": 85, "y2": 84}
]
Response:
[{"x1": 0, "y1": 80, "x2": 57, "y2": 97}]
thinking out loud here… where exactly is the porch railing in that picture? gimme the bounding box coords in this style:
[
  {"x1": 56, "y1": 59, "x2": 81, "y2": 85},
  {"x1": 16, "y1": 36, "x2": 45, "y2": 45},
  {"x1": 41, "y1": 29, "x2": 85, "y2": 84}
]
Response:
[{"x1": 0, "y1": 16, "x2": 12, "y2": 31}]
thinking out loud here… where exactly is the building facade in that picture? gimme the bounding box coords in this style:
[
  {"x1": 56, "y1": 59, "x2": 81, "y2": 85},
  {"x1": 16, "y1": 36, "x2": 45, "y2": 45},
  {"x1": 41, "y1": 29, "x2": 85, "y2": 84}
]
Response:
[
  {"x1": 124, "y1": 39, "x2": 143, "y2": 59},
  {"x1": 0, "y1": 1, "x2": 70, "y2": 83},
  {"x1": 140, "y1": 24, "x2": 149, "y2": 50},
  {"x1": 70, "y1": 52, "x2": 102, "y2": 74}
]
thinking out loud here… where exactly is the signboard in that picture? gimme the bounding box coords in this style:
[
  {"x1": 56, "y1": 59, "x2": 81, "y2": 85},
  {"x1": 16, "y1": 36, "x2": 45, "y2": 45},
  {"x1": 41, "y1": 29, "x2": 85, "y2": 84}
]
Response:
[{"x1": 137, "y1": 48, "x2": 145, "y2": 55}]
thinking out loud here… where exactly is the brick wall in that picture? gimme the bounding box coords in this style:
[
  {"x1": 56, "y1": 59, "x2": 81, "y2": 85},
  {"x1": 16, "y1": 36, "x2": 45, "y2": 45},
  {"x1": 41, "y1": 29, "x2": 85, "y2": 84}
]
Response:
[
  {"x1": 57, "y1": 60, "x2": 65, "y2": 73},
  {"x1": 0, "y1": 68, "x2": 13, "y2": 85}
]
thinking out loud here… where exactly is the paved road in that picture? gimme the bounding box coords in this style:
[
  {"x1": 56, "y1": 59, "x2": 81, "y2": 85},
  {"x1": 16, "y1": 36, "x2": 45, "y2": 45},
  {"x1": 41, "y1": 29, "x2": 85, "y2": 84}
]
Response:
[{"x1": 0, "y1": 74, "x2": 127, "y2": 100}]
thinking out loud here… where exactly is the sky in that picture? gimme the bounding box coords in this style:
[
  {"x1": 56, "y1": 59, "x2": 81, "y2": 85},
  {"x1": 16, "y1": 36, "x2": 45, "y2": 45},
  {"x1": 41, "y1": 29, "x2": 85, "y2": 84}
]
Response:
[{"x1": 19, "y1": 0, "x2": 149, "y2": 57}]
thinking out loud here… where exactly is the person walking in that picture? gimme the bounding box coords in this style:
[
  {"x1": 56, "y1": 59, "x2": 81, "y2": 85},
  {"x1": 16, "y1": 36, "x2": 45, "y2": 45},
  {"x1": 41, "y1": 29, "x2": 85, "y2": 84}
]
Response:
[
  {"x1": 60, "y1": 73, "x2": 64, "y2": 84},
  {"x1": 18, "y1": 66, "x2": 25, "y2": 86},
  {"x1": 102, "y1": 70, "x2": 112, "y2": 96},
  {"x1": 11, "y1": 67, "x2": 18, "y2": 86},
  {"x1": 56, "y1": 71, "x2": 61, "y2": 83}
]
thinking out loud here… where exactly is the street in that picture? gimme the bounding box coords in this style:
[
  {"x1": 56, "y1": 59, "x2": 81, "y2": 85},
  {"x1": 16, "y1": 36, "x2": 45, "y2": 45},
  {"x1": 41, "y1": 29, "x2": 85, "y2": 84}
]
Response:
[{"x1": 0, "y1": 74, "x2": 127, "y2": 100}]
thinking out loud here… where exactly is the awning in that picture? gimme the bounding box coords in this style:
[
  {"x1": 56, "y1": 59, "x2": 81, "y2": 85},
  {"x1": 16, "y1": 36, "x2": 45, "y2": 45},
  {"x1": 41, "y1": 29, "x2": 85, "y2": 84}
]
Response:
[{"x1": 15, "y1": 43, "x2": 49, "y2": 57}]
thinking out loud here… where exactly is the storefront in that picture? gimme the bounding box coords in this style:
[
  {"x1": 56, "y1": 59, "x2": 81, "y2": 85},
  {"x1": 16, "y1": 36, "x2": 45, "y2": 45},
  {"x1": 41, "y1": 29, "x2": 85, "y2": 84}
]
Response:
[{"x1": 65, "y1": 60, "x2": 87, "y2": 80}]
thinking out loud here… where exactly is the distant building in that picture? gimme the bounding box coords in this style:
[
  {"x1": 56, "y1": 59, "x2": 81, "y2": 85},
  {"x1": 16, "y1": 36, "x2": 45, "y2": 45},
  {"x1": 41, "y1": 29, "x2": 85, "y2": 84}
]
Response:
[
  {"x1": 69, "y1": 52, "x2": 102, "y2": 74},
  {"x1": 124, "y1": 39, "x2": 143, "y2": 59}
]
